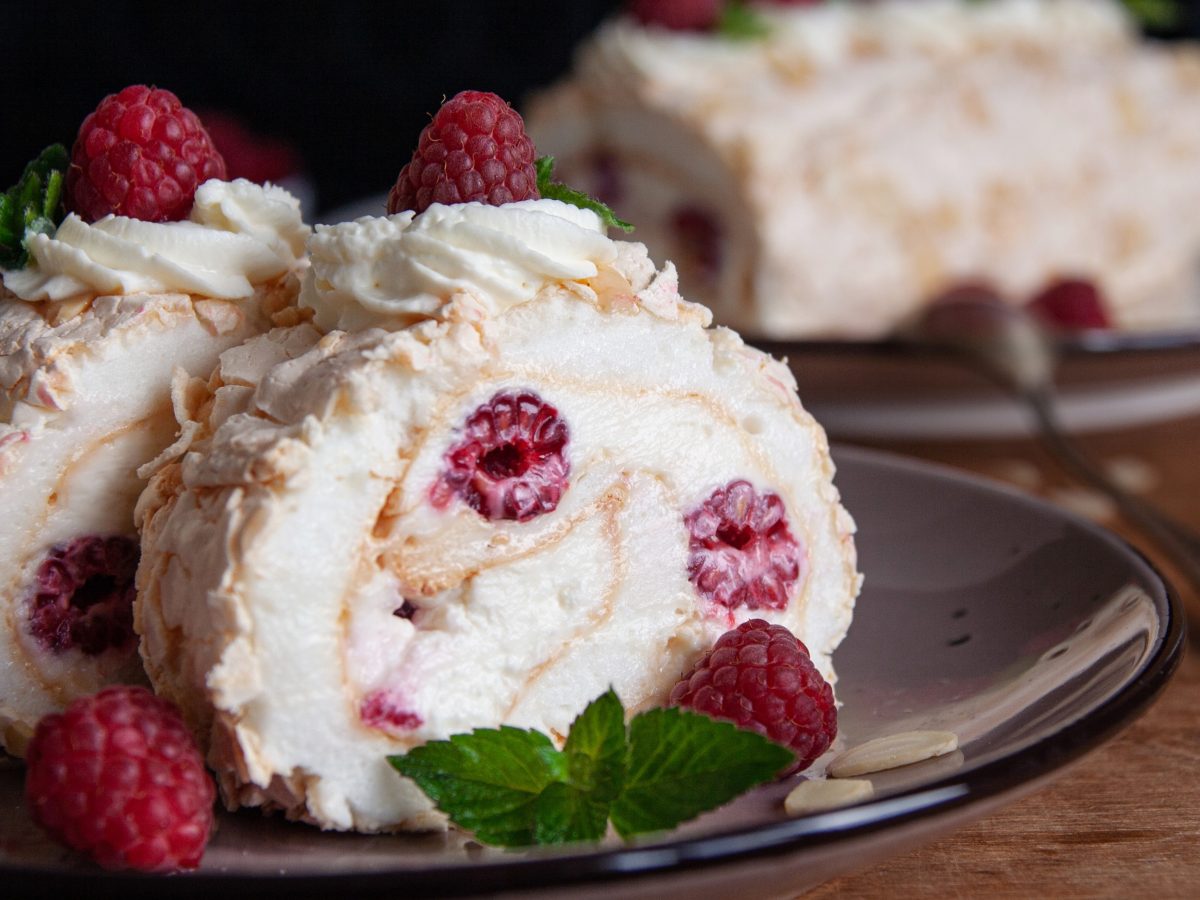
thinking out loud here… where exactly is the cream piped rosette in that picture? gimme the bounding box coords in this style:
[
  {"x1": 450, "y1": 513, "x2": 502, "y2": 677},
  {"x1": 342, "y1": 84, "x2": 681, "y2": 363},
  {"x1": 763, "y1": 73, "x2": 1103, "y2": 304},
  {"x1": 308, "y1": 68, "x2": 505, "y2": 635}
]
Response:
[
  {"x1": 0, "y1": 178, "x2": 309, "y2": 755},
  {"x1": 528, "y1": 0, "x2": 1200, "y2": 338},
  {"x1": 134, "y1": 199, "x2": 860, "y2": 831}
]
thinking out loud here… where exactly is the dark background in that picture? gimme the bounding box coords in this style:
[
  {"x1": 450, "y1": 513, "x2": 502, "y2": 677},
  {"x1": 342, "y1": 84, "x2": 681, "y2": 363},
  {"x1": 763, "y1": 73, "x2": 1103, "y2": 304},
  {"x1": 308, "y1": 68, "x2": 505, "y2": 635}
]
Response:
[
  {"x1": 2, "y1": 1, "x2": 622, "y2": 217},
  {"x1": 4, "y1": 0, "x2": 1198, "y2": 218}
]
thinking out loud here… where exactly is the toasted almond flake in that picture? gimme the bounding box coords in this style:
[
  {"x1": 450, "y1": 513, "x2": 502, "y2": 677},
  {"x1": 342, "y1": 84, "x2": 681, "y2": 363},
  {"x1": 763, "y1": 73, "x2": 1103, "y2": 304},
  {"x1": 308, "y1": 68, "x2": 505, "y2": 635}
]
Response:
[
  {"x1": 784, "y1": 778, "x2": 874, "y2": 816},
  {"x1": 1048, "y1": 486, "x2": 1116, "y2": 523},
  {"x1": 828, "y1": 730, "x2": 959, "y2": 778}
]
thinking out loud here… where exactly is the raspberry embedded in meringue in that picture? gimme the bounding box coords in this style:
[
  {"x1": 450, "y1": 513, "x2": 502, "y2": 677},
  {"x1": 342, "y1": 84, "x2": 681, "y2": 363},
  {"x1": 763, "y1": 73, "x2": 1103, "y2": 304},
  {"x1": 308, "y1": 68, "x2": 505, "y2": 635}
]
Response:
[
  {"x1": 431, "y1": 390, "x2": 571, "y2": 522},
  {"x1": 26, "y1": 535, "x2": 139, "y2": 656},
  {"x1": 360, "y1": 690, "x2": 424, "y2": 735},
  {"x1": 685, "y1": 480, "x2": 804, "y2": 612}
]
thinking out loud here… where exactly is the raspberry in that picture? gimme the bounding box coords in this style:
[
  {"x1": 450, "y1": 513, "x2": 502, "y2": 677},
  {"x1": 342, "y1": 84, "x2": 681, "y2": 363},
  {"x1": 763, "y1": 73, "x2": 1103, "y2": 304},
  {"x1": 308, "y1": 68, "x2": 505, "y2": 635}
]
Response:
[
  {"x1": 629, "y1": 0, "x2": 723, "y2": 30},
  {"x1": 1027, "y1": 278, "x2": 1111, "y2": 330},
  {"x1": 27, "y1": 535, "x2": 139, "y2": 656},
  {"x1": 685, "y1": 481, "x2": 803, "y2": 611},
  {"x1": 671, "y1": 205, "x2": 723, "y2": 283},
  {"x1": 24, "y1": 686, "x2": 215, "y2": 872},
  {"x1": 65, "y1": 84, "x2": 227, "y2": 223},
  {"x1": 360, "y1": 689, "x2": 424, "y2": 734},
  {"x1": 430, "y1": 390, "x2": 570, "y2": 522},
  {"x1": 670, "y1": 619, "x2": 836, "y2": 773},
  {"x1": 199, "y1": 110, "x2": 299, "y2": 185},
  {"x1": 387, "y1": 91, "x2": 539, "y2": 215}
]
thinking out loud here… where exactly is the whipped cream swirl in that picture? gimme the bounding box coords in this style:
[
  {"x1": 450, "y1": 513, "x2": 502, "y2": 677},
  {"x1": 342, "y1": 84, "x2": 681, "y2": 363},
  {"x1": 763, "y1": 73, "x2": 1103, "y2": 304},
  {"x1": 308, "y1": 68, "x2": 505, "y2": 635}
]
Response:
[
  {"x1": 300, "y1": 199, "x2": 618, "y2": 332},
  {"x1": 3, "y1": 179, "x2": 309, "y2": 302}
]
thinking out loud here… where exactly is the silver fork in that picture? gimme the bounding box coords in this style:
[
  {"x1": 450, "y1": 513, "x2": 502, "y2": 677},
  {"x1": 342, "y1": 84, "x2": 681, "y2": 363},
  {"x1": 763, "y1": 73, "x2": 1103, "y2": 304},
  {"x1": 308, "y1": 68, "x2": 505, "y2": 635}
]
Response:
[{"x1": 913, "y1": 296, "x2": 1200, "y2": 616}]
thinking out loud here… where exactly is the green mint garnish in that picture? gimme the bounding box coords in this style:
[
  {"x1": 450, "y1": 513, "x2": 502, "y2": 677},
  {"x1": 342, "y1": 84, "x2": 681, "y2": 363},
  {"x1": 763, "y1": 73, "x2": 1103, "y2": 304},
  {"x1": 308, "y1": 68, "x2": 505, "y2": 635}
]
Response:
[
  {"x1": 535, "y1": 156, "x2": 634, "y2": 233},
  {"x1": 717, "y1": 1, "x2": 771, "y2": 41},
  {"x1": 0, "y1": 144, "x2": 68, "y2": 270},
  {"x1": 1121, "y1": 0, "x2": 1182, "y2": 29},
  {"x1": 389, "y1": 688, "x2": 792, "y2": 847}
]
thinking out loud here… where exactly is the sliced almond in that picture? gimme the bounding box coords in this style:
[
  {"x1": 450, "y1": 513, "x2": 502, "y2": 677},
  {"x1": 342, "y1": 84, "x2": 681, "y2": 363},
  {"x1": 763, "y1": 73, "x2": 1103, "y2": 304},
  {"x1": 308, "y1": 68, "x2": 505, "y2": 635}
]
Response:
[
  {"x1": 827, "y1": 730, "x2": 959, "y2": 778},
  {"x1": 784, "y1": 778, "x2": 874, "y2": 816}
]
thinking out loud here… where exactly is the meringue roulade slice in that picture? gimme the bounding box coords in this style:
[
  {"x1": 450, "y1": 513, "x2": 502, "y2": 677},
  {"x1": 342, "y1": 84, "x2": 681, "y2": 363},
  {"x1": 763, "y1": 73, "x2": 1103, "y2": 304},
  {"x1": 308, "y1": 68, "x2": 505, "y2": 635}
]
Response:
[
  {"x1": 136, "y1": 211, "x2": 861, "y2": 832},
  {"x1": 528, "y1": 0, "x2": 1200, "y2": 337},
  {"x1": 0, "y1": 179, "x2": 309, "y2": 755}
]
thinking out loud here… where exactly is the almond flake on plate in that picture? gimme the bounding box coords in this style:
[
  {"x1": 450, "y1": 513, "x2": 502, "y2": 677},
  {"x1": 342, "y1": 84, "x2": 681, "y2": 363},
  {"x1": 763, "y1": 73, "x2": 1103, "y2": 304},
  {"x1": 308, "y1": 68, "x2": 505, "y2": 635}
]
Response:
[
  {"x1": 827, "y1": 730, "x2": 959, "y2": 778},
  {"x1": 784, "y1": 778, "x2": 874, "y2": 816}
]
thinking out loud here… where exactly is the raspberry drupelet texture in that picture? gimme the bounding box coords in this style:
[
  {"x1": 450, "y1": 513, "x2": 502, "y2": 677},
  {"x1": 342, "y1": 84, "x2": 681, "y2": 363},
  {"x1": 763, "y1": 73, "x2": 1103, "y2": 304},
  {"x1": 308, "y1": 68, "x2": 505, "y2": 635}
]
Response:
[
  {"x1": 670, "y1": 619, "x2": 836, "y2": 773},
  {"x1": 27, "y1": 535, "x2": 139, "y2": 656},
  {"x1": 387, "y1": 91, "x2": 539, "y2": 216},
  {"x1": 24, "y1": 686, "x2": 215, "y2": 872},
  {"x1": 685, "y1": 480, "x2": 804, "y2": 611},
  {"x1": 66, "y1": 84, "x2": 227, "y2": 223},
  {"x1": 431, "y1": 390, "x2": 571, "y2": 522}
]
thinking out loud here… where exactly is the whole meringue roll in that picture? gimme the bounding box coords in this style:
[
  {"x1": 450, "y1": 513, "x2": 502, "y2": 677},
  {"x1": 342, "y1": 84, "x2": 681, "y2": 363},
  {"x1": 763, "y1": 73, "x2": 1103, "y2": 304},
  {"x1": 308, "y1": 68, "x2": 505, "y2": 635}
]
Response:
[
  {"x1": 0, "y1": 179, "x2": 309, "y2": 756},
  {"x1": 135, "y1": 234, "x2": 861, "y2": 833}
]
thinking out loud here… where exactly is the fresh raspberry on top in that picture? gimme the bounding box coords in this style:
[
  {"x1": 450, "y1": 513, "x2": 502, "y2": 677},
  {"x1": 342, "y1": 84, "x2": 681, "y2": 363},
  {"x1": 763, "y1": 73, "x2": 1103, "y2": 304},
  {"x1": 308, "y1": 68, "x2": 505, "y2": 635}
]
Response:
[
  {"x1": 27, "y1": 535, "x2": 139, "y2": 657},
  {"x1": 1027, "y1": 278, "x2": 1111, "y2": 331},
  {"x1": 430, "y1": 390, "x2": 570, "y2": 522},
  {"x1": 628, "y1": 0, "x2": 723, "y2": 30},
  {"x1": 387, "y1": 91, "x2": 539, "y2": 215},
  {"x1": 24, "y1": 685, "x2": 215, "y2": 872},
  {"x1": 685, "y1": 480, "x2": 804, "y2": 612},
  {"x1": 65, "y1": 84, "x2": 227, "y2": 223},
  {"x1": 670, "y1": 619, "x2": 836, "y2": 773}
]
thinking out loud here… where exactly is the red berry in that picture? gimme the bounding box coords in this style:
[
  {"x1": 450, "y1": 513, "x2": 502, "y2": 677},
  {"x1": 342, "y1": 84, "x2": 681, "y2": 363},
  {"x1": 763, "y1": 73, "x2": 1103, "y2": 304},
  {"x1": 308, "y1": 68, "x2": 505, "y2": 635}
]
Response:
[
  {"x1": 628, "y1": 0, "x2": 723, "y2": 30},
  {"x1": 360, "y1": 689, "x2": 424, "y2": 735},
  {"x1": 24, "y1": 686, "x2": 215, "y2": 872},
  {"x1": 671, "y1": 204, "x2": 723, "y2": 283},
  {"x1": 387, "y1": 91, "x2": 539, "y2": 215},
  {"x1": 27, "y1": 535, "x2": 139, "y2": 656},
  {"x1": 1027, "y1": 278, "x2": 1111, "y2": 330},
  {"x1": 430, "y1": 390, "x2": 570, "y2": 522},
  {"x1": 65, "y1": 85, "x2": 227, "y2": 223},
  {"x1": 199, "y1": 111, "x2": 299, "y2": 185},
  {"x1": 685, "y1": 481, "x2": 804, "y2": 611},
  {"x1": 670, "y1": 619, "x2": 836, "y2": 773}
]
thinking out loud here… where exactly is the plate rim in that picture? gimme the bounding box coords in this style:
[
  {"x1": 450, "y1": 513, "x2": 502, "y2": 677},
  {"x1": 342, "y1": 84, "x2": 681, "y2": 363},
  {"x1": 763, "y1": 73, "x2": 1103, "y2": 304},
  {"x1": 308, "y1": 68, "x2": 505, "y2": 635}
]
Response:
[{"x1": 1, "y1": 446, "x2": 1186, "y2": 897}]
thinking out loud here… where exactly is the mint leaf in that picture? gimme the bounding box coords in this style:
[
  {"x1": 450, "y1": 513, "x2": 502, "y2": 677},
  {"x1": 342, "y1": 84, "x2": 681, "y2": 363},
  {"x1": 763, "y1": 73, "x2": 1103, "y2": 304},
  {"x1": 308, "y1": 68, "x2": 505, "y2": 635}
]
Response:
[
  {"x1": 0, "y1": 144, "x2": 68, "y2": 270},
  {"x1": 389, "y1": 725, "x2": 566, "y2": 847},
  {"x1": 1121, "y1": 0, "x2": 1181, "y2": 29},
  {"x1": 389, "y1": 690, "x2": 791, "y2": 848},
  {"x1": 717, "y1": 2, "x2": 770, "y2": 41},
  {"x1": 536, "y1": 156, "x2": 634, "y2": 233},
  {"x1": 609, "y1": 706, "x2": 793, "y2": 839}
]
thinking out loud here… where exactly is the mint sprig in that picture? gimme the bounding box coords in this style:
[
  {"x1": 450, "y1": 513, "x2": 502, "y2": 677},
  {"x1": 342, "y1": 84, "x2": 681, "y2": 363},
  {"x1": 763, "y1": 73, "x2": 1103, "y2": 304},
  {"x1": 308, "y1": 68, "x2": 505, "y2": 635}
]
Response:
[
  {"x1": 389, "y1": 688, "x2": 792, "y2": 847},
  {"x1": 535, "y1": 156, "x2": 634, "y2": 233},
  {"x1": 0, "y1": 144, "x2": 68, "y2": 270},
  {"x1": 1121, "y1": 0, "x2": 1182, "y2": 29},
  {"x1": 717, "y1": 1, "x2": 770, "y2": 41}
]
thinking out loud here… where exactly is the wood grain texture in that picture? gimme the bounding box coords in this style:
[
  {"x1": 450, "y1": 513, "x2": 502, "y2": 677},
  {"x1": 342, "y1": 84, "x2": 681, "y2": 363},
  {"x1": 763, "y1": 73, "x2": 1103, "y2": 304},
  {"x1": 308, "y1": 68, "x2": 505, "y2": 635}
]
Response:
[{"x1": 807, "y1": 415, "x2": 1200, "y2": 898}]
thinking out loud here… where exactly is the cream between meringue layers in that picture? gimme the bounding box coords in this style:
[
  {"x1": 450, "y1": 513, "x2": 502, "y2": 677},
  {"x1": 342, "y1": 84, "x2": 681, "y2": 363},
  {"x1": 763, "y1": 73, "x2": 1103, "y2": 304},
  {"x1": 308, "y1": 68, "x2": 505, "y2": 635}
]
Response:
[
  {"x1": 300, "y1": 199, "x2": 618, "y2": 331},
  {"x1": 3, "y1": 178, "x2": 309, "y2": 302},
  {"x1": 0, "y1": 179, "x2": 310, "y2": 754},
  {"x1": 136, "y1": 231, "x2": 860, "y2": 831}
]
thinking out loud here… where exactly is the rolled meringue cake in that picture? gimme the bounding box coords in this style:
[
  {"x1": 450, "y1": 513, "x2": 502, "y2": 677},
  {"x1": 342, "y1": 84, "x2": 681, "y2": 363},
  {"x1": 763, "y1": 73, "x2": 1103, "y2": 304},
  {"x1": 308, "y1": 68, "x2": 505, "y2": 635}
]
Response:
[
  {"x1": 0, "y1": 178, "x2": 309, "y2": 754},
  {"x1": 135, "y1": 198, "x2": 861, "y2": 831},
  {"x1": 528, "y1": 0, "x2": 1200, "y2": 338}
]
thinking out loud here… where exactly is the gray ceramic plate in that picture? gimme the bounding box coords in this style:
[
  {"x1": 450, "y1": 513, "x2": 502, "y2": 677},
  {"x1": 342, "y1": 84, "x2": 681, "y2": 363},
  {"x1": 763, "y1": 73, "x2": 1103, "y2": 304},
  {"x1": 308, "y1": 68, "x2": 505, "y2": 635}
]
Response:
[
  {"x1": 754, "y1": 331, "x2": 1200, "y2": 438},
  {"x1": 0, "y1": 447, "x2": 1183, "y2": 898}
]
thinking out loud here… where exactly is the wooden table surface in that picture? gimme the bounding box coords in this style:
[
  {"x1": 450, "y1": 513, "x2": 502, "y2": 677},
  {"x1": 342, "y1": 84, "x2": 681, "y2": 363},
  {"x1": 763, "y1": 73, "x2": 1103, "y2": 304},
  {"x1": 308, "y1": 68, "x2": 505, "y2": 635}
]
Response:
[{"x1": 806, "y1": 414, "x2": 1200, "y2": 898}]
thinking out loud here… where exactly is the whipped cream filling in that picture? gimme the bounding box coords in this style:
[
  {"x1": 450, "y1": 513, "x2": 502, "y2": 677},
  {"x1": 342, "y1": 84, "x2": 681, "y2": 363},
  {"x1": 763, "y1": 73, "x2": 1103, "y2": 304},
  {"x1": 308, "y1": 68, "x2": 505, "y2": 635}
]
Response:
[
  {"x1": 299, "y1": 199, "x2": 618, "y2": 331},
  {"x1": 3, "y1": 179, "x2": 309, "y2": 302}
]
